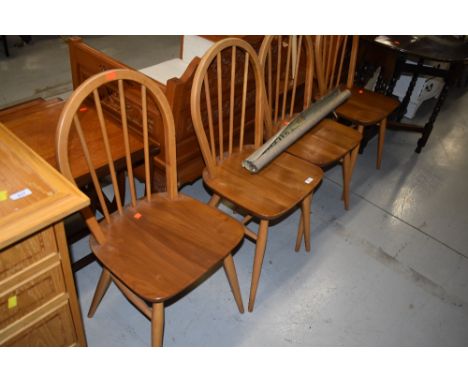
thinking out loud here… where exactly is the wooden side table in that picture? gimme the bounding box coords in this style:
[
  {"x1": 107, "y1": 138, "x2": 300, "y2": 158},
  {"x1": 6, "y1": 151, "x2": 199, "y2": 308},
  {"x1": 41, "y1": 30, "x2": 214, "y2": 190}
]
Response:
[{"x1": 0, "y1": 123, "x2": 89, "y2": 346}]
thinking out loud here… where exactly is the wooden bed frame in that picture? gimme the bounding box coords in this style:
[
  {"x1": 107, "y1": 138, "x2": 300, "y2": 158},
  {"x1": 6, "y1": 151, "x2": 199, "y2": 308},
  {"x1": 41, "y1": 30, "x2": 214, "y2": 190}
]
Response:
[
  {"x1": 68, "y1": 37, "x2": 206, "y2": 189},
  {"x1": 68, "y1": 36, "x2": 264, "y2": 190}
]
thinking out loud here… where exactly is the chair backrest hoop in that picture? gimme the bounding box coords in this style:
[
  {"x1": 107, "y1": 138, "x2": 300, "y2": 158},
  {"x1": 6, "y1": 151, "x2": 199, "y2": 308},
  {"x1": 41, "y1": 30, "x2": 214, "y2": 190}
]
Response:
[
  {"x1": 190, "y1": 37, "x2": 265, "y2": 177},
  {"x1": 56, "y1": 68, "x2": 178, "y2": 201},
  {"x1": 258, "y1": 35, "x2": 315, "y2": 136},
  {"x1": 314, "y1": 35, "x2": 359, "y2": 96}
]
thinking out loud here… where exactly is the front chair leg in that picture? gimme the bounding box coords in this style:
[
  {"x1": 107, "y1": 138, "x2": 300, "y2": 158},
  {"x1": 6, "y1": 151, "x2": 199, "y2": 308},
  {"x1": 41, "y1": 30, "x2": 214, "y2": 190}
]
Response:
[
  {"x1": 88, "y1": 267, "x2": 112, "y2": 318},
  {"x1": 302, "y1": 194, "x2": 312, "y2": 252},
  {"x1": 248, "y1": 219, "x2": 269, "y2": 312},
  {"x1": 151, "y1": 302, "x2": 164, "y2": 346},
  {"x1": 295, "y1": 215, "x2": 304, "y2": 252},
  {"x1": 295, "y1": 194, "x2": 312, "y2": 252},
  {"x1": 377, "y1": 118, "x2": 387, "y2": 169},
  {"x1": 342, "y1": 153, "x2": 351, "y2": 210},
  {"x1": 223, "y1": 255, "x2": 244, "y2": 313},
  {"x1": 350, "y1": 125, "x2": 365, "y2": 174}
]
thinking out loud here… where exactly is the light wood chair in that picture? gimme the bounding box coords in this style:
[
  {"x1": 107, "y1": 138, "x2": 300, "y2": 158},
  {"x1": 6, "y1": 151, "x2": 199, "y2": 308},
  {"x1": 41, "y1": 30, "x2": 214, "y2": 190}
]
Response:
[
  {"x1": 190, "y1": 37, "x2": 323, "y2": 312},
  {"x1": 315, "y1": 35, "x2": 400, "y2": 170},
  {"x1": 56, "y1": 69, "x2": 245, "y2": 346},
  {"x1": 259, "y1": 35, "x2": 362, "y2": 214}
]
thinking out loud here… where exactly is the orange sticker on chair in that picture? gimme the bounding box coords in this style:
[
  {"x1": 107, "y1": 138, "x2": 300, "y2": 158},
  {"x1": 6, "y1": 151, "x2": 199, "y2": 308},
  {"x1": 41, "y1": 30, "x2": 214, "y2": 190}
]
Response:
[{"x1": 106, "y1": 71, "x2": 117, "y2": 81}]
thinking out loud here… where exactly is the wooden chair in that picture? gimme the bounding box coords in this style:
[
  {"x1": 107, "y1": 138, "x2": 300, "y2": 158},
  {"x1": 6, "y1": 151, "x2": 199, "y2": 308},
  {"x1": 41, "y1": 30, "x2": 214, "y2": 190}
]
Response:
[
  {"x1": 259, "y1": 35, "x2": 362, "y2": 213},
  {"x1": 56, "y1": 69, "x2": 245, "y2": 346},
  {"x1": 190, "y1": 38, "x2": 323, "y2": 312},
  {"x1": 315, "y1": 35, "x2": 400, "y2": 169}
]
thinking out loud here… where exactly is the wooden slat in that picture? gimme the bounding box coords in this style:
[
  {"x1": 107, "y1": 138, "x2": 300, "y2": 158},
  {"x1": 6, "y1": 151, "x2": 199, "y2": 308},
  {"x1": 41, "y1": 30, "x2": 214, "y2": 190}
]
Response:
[
  {"x1": 73, "y1": 115, "x2": 111, "y2": 223},
  {"x1": 267, "y1": 47, "x2": 273, "y2": 109},
  {"x1": 346, "y1": 35, "x2": 359, "y2": 89},
  {"x1": 239, "y1": 52, "x2": 249, "y2": 150},
  {"x1": 329, "y1": 36, "x2": 341, "y2": 89},
  {"x1": 140, "y1": 85, "x2": 151, "y2": 201},
  {"x1": 216, "y1": 52, "x2": 224, "y2": 160},
  {"x1": 203, "y1": 74, "x2": 216, "y2": 160},
  {"x1": 274, "y1": 36, "x2": 282, "y2": 123},
  {"x1": 229, "y1": 46, "x2": 236, "y2": 156},
  {"x1": 281, "y1": 36, "x2": 292, "y2": 121},
  {"x1": 93, "y1": 89, "x2": 123, "y2": 214},
  {"x1": 336, "y1": 36, "x2": 348, "y2": 89},
  {"x1": 118, "y1": 80, "x2": 137, "y2": 208},
  {"x1": 290, "y1": 36, "x2": 303, "y2": 117}
]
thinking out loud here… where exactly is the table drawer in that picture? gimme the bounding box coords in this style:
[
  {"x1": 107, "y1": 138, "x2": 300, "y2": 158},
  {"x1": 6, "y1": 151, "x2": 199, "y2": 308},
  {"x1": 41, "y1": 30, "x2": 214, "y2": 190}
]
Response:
[
  {"x1": 0, "y1": 264, "x2": 66, "y2": 330},
  {"x1": 2, "y1": 303, "x2": 77, "y2": 346},
  {"x1": 0, "y1": 227, "x2": 57, "y2": 282}
]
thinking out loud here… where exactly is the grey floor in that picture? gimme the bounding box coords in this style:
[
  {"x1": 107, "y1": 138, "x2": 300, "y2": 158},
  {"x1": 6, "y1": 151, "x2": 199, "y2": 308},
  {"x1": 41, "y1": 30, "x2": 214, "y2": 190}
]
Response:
[{"x1": 1, "y1": 36, "x2": 468, "y2": 347}]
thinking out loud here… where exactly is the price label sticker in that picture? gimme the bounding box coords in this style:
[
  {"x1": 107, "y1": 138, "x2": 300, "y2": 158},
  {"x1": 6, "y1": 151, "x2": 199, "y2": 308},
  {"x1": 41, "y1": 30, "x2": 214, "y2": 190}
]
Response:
[
  {"x1": 10, "y1": 188, "x2": 32, "y2": 201},
  {"x1": 8, "y1": 296, "x2": 17, "y2": 309},
  {"x1": 304, "y1": 177, "x2": 314, "y2": 184}
]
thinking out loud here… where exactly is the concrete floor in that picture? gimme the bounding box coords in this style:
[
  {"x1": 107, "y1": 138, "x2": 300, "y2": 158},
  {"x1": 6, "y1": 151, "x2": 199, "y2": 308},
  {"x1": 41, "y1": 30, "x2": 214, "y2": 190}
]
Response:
[{"x1": 1, "y1": 36, "x2": 467, "y2": 347}]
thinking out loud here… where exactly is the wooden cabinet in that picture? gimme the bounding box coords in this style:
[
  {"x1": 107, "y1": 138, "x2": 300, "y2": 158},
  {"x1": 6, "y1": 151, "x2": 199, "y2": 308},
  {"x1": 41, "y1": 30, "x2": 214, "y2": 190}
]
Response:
[{"x1": 0, "y1": 123, "x2": 89, "y2": 346}]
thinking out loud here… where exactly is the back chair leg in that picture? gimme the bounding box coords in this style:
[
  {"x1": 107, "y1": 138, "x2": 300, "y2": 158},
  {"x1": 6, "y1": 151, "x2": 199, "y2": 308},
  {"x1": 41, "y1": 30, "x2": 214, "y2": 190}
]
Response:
[
  {"x1": 350, "y1": 125, "x2": 364, "y2": 175},
  {"x1": 248, "y1": 219, "x2": 269, "y2": 312},
  {"x1": 223, "y1": 255, "x2": 245, "y2": 313},
  {"x1": 88, "y1": 267, "x2": 112, "y2": 317},
  {"x1": 208, "y1": 193, "x2": 221, "y2": 207},
  {"x1": 151, "y1": 302, "x2": 165, "y2": 346},
  {"x1": 377, "y1": 118, "x2": 387, "y2": 169},
  {"x1": 342, "y1": 153, "x2": 351, "y2": 210}
]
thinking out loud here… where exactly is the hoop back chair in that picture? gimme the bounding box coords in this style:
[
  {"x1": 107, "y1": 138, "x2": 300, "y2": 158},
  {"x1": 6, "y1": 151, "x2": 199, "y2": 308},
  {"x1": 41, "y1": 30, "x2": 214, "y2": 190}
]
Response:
[
  {"x1": 56, "y1": 69, "x2": 244, "y2": 346},
  {"x1": 259, "y1": 36, "x2": 361, "y2": 220},
  {"x1": 315, "y1": 35, "x2": 399, "y2": 169},
  {"x1": 190, "y1": 38, "x2": 323, "y2": 312}
]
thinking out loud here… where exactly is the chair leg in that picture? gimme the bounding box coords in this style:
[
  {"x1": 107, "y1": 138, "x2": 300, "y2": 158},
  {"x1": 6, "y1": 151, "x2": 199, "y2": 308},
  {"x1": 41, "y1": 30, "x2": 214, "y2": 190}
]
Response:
[
  {"x1": 349, "y1": 144, "x2": 359, "y2": 179},
  {"x1": 151, "y1": 302, "x2": 164, "y2": 347},
  {"x1": 248, "y1": 219, "x2": 269, "y2": 312},
  {"x1": 342, "y1": 153, "x2": 351, "y2": 210},
  {"x1": 294, "y1": 215, "x2": 304, "y2": 252},
  {"x1": 377, "y1": 118, "x2": 387, "y2": 169},
  {"x1": 350, "y1": 124, "x2": 364, "y2": 174},
  {"x1": 208, "y1": 193, "x2": 221, "y2": 207},
  {"x1": 295, "y1": 194, "x2": 312, "y2": 252},
  {"x1": 88, "y1": 268, "x2": 112, "y2": 318},
  {"x1": 302, "y1": 194, "x2": 312, "y2": 252},
  {"x1": 223, "y1": 255, "x2": 244, "y2": 313}
]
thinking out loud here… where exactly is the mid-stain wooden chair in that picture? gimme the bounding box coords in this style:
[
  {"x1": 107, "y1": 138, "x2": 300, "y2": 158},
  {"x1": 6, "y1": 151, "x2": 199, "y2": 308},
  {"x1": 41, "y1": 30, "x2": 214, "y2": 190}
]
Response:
[
  {"x1": 315, "y1": 35, "x2": 400, "y2": 170},
  {"x1": 259, "y1": 35, "x2": 362, "y2": 216},
  {"x1": 56, "y1": 69, "x2": 245, "y2": 346},
  {"x1": 190, "y1": 38, "x2": 323, "y2": 312}
]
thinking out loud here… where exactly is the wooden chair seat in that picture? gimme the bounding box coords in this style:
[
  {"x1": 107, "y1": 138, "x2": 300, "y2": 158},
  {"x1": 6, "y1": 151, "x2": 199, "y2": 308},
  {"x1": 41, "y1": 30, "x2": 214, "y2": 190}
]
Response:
[
  {"x1": 287, "y1": 118, "x2": 362, "y2": 167},
  {"x1": 203, "y1": 147, "x2": 323, "y2": 220},
  {"x1": 336, "y1": 86, "x2": 400, "y2": 125},
  {"x1": 90, "y1": 194, "x2": 244, "y2": 302}
]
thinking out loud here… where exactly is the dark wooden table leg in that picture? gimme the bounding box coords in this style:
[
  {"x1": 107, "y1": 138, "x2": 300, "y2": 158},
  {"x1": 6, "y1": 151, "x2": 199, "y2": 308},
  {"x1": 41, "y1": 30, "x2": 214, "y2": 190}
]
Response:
[
  {"x1": 395, "y1": 57, "x2": 424, "y2": 122},
  {"x1": 415, "y1": 76, "x2": 450, "y2": 153}
]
